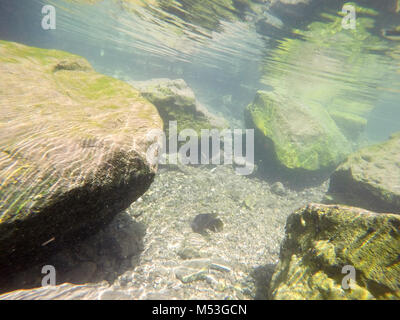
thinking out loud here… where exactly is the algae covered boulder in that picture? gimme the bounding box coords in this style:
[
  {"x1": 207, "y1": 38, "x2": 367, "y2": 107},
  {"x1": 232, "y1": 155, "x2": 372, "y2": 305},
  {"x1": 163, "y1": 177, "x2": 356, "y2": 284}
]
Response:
[
  {"x1": 245, "y1": 90, "x2": 351, "y2": 172},
  {"x1": 326, "y1": 132, "x2": 400, "y2": 213},
  {"x1": 259, "y1": 5, "x2": 391, "y2": 143},
  {"x1": 0, "y1": 41, "x2": 163, "y2": 273},
  {"x1": 131, "y1": 78, "x2": 227, "y2": 135},
  {"x1": 328, "y1": 110, "x2": 368, "y2": 141},
  {"x1": 270, "y1": 204, "x2": 400, "y2": 300}
]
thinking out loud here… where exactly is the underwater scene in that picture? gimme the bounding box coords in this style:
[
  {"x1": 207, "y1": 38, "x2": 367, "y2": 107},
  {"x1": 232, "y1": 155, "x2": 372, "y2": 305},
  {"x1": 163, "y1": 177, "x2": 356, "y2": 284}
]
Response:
[{"x1": 0, "y1": 0, "x2": 399, "y2": 301}]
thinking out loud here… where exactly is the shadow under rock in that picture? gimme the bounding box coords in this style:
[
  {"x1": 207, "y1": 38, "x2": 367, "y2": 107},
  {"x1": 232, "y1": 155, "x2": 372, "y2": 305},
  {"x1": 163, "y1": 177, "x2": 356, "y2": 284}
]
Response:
[
  {"x1": 0, "y1": 211, "x2": 146, "y2": 294},
  {"x1": 250, "y1": 263, "x2": 276, "y2": 300},
  {"x1": 253, "y1": 158, "x2": 332, "y2": 191}
]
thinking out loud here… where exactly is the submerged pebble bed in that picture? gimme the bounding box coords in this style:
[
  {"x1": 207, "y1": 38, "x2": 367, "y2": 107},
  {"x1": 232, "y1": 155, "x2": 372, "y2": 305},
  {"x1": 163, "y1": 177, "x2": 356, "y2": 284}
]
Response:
[
  {"x1": 2, "y1": 164, "x2": 328, "y2": 299},
  {"x1": 113, "y1": 164, "x2": 328, "y2": 299}
]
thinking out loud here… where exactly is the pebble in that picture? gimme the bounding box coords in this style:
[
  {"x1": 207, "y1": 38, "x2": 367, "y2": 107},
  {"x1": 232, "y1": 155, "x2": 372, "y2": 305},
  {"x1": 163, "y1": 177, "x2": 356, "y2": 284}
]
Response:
[
  {"x1": 271, "y1": 181, "x2": 286, "y2": 196},
  {"x1": 209, "y1": 263, "x2": 231, "y2": 273},
  {"x1": 174, "y1": 267, "x2": 208, "y2": 284}
]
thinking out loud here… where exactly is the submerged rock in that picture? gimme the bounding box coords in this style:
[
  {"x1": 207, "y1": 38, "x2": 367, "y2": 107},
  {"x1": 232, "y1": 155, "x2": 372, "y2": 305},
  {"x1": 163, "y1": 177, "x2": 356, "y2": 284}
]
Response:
[
  {"x1": 191, "y1": 213, "x2": 223, "y2": 234},
  {"x1": 259, "y1": 4, "x2": 392, "y2": 144},
  {"x1": 245, "y1": 90, "x2": 351, "y2": 173},
  {"x1": 271, "y1": 181, "x2": 286, "y2": 196},
  {"x1": 130, "y1": 78, "x2": 227, "y2": 135},
  {"x1": 0, "y1": 41, "x2": 163, "y2": 275},
  {"x1": 270, "y1": 204, "x2": 400, "y2": 300},
  {"x1": 325, "y1": 132, "x2": 400, "y2": 213},
  {"x1": 328, "y1": 110, "x2": 367, "y2": 142}
]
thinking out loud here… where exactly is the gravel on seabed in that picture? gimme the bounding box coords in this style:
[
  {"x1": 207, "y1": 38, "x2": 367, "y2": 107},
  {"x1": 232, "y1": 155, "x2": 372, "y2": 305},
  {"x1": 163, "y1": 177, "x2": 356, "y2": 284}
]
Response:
[{"x1": 0, "y1": 164, "x2": 329, "y2": 300}]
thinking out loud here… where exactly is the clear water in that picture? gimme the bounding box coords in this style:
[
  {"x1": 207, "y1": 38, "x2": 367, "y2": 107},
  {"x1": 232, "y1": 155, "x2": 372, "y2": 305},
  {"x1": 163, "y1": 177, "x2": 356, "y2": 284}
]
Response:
[
  {"x1": 1, "y1": 0, "x2": 399, "y2": 136},
  {"x1": 0, "y1": 0, "x2": 399, "y2": 299}
]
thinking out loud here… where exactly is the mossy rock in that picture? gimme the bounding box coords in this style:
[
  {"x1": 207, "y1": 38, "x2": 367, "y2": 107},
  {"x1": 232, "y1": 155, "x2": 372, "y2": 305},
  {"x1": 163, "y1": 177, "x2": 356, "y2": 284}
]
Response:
[
  {"x1": 270, "y1": 203, "x2": 400, "y2": 300},
  {"x1": 245, "y1": 90, "x2": 351, "y2": 172},
  {"x1": 131, "y1": 78, "x2": 228, "y2": 136},
  {"x1": 0, "y1": 41, "x2": 163, "y2": 275},
  {"x1": 326, "y1": 132, "x2": 400, "y2": 213},
  {"x1": 328, "y1": 110, "x2": 367, "y2": 141},
  {"x1": 260, "y1": 6, "x2": 391, "y2": 144}
]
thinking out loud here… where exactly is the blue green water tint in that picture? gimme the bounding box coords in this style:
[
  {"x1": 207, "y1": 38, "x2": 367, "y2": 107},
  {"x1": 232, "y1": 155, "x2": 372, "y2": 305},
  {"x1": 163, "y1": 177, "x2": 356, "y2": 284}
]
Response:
[
  {"x1": 1, "y1": 0, "x2": 400, "y2": 300},
  {"x1": 1, "y1": 0, "x2": 399, "y2": 140}
]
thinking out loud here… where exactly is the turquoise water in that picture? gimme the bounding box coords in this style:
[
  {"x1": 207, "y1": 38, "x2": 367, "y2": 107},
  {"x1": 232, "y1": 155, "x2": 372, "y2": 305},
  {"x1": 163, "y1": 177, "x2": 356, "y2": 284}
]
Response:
[
  {"x1": 0, "y1": 0, "x2": 400, "y2": 299},
  {"x1": 2, "y1": 0, "x2": 398, "y2": 137}
]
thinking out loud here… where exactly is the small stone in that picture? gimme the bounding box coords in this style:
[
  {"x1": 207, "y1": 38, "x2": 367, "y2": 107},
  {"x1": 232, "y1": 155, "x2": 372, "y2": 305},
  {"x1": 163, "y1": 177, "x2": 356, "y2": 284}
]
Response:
[
  {"x1": 174, "y1": 267, "x2": 208, "y2": 284},
  {"x1": 209, "y1": 263, "x2": 231, "y2": 273},
  {"x1": 271, "y1": 182, "x2": 286, "y2": 196},
  {"x1": 191, "y1": 213, "x2": 223, "y2": 233},
  {"x1": 216, "y1": 280, "x2": 227, "y2": 292},
  {"x1": 177, "y1": 247, "x2": 201, "y2": 260},
  {"x1": 204, "y1": 275, "x2": 218, "y2": 286}
]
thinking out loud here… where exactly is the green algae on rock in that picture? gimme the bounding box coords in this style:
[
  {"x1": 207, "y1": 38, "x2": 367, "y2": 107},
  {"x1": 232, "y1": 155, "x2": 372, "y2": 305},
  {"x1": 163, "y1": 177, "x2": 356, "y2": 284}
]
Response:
[
  {"x1": 130, "y1": 78, "x2": 228, "y2": 136},
  {"x1": 245, "y1": 90, "x2": 351, "y2": 173},
  {"x1": 270, "y1": 204, "x2": 400, "y2": 300},
  {"x1": 260, "y1": 7, "x2": 391, "y2": 143},
  {"x1": 325, "y1": 132, "x2": 400, "y2": 214},
  {"x1": 328, "y1": 110, "x2": 367, "y2": 141},
  {"x1": 0, "y1": 40, "x2": 163, "y2": 274}
]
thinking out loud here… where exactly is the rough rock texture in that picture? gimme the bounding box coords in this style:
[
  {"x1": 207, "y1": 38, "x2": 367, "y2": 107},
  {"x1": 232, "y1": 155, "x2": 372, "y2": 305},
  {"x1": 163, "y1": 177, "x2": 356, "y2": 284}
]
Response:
[
  {"x1": 326, "y1": 132, "x2": 400, "y2": 214},
  {"x1": 245, "y1": 90, "x2": 351, "y2": 172},
  {"x1": 0, "y1": 41, "x2": 163, "y2": 275},
  {"x1": 131, "y1": 78, "x2": 227, "y2": 135},
  {"x1": 270, "y1": 204, "x2": 400, "y2": 300}
]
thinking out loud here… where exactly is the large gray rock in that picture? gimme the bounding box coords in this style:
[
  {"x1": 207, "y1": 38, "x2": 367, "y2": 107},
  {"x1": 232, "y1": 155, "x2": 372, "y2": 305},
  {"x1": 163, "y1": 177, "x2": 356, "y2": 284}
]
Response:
[
  {"x1": 326, "y1": 132, "x2": 400, "y2": 213},
  {"x1": 0, "y1": 41, "x2": 163, "y2": 275}
]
